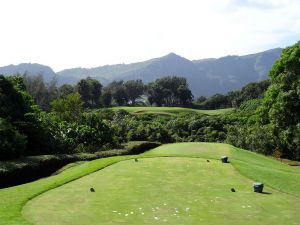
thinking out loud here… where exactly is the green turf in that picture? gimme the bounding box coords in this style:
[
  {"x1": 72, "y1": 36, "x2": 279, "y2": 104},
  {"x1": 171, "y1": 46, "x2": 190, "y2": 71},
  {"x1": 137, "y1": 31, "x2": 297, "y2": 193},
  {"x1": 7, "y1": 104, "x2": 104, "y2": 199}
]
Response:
[
  {"x1": 142, "y1": 142, "x2": 232, "y2": 159},
  {"x1": 144, "y1": 143, "x2": 300, "y2": 198},
  {"x1": 0, "y1": 155, "x2": 135, "y2": 225},
  {"x1": 111, "y1": 106, "x2": 234, "y2": 116},
  {"x1": 1, "y1": 143, "x2": 299, "y2": 225},
  {"x1": 23, "y1": 157, "x2": 300, "y2": 225}
]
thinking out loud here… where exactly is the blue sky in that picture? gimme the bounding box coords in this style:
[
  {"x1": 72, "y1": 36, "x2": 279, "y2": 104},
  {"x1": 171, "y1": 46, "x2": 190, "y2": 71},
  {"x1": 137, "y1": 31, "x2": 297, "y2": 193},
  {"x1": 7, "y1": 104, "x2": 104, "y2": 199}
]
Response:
[{"x1": 0, "y1": 0, "x2": 299, "y2": 71}]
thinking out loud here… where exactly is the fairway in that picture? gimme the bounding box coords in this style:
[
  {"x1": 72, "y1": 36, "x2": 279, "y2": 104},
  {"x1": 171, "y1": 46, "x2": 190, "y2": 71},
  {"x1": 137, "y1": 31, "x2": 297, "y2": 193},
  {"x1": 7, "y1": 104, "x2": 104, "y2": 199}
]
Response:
[
  {"x1": 23, "y1": 156, "x2": 300, "y2": 224},
  {"x1": 111, "y1": 106, "x2": 233, "y2": 116}
]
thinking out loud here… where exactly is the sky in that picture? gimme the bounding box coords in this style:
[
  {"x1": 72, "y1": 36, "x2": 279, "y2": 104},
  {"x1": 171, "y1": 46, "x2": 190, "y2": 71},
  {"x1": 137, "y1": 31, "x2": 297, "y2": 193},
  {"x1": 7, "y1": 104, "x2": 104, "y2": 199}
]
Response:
[{"x1": 0, "y1": 0, "x2": 299, "y2": 71}]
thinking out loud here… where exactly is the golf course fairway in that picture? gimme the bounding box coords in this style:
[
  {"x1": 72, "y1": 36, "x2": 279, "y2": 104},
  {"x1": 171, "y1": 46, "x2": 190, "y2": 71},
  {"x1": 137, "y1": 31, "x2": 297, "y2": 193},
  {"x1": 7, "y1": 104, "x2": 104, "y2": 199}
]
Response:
[
  {"x1": 22, "y1": 143, "x2": 300, "y2": 225},
  {"x1": 111, "y1": 106, "x2": 233, "y2": 116}
]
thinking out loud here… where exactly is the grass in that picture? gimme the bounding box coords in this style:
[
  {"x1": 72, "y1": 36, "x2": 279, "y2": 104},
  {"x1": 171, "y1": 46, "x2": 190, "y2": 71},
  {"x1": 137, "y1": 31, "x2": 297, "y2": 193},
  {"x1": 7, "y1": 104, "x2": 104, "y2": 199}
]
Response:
[
  {"x1": 1, "y1": 142, "x2": 299, "y2": 224},
  {"x1": 51, "y1": 161, "x2": 86, "y2": 176},
  {"x1": 23, "y1": 157, "x2": 300, "y2": 225},
  {"x1": 143, "y1": 142, "x2": 232, "y2": 159},
  {"x1": 111, "y1": 106, "x2": 234, "y2": 116},
  {"x1": 144, "y1": 143, "x2": 300, "y2": 198},
  {"x1": 0, "y1": 155, "x2": 136, "y2": 225},
  {"x1": 230, "y1": 147, "x2": 300, "y2": 198}
]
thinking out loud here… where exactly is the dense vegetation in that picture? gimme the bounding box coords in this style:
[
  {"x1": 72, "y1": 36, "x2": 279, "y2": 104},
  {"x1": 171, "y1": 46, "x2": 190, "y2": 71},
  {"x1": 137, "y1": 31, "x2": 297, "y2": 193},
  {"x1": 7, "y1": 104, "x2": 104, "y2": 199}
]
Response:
[
  {"x1": 195, "y1": 80, "x2": 270, "y2": 109},
  {"x1": 0, "y1": 41, "x2": 299, "y2": 161},
  {"x1": 0, "y1": 141, "x2": 160, "y2": 188},
  {"x1": 227, "y1": 41, "x2": 300, "y2": 160}
]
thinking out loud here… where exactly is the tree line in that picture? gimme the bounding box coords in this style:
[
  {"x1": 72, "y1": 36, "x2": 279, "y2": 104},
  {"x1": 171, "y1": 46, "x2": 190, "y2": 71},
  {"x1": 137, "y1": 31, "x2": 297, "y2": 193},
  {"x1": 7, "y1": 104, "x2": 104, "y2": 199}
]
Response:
[
  {"x1": 195, "y1": 80, "x2": 270, "y2": 109},
  {"x1": 20, "y1": 75, "x2": 193, "y2": 111}
]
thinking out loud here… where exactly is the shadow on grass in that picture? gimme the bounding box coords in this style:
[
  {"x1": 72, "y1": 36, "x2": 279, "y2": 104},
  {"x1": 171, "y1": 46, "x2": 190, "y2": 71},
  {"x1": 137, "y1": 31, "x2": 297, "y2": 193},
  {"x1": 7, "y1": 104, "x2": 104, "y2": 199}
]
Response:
[{"x1": 261, "y1": 192, "x2": 272, "y2": 195}]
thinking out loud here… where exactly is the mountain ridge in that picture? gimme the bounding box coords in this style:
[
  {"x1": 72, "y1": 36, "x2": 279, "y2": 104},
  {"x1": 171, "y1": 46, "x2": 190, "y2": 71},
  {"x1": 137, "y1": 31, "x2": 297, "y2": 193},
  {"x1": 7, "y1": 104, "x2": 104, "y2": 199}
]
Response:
[
  {"x1": 0, "y1": 63, "x2": 56, "y2": 82},
  {"x1": 0, "y1": 48, "x2": 282, "y2": 96}
]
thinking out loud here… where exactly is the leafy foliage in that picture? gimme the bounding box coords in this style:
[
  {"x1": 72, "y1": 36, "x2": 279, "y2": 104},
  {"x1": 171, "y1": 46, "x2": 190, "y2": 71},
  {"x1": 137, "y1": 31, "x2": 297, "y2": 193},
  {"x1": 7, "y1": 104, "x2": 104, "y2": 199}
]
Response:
[
  {"x1": 0, "y1": 75, "x2": 33, "y2": 121},
  {"x1": 259, "y1": 41, "x2": 300, "y2": 159},
  {"x1": 77, "y1": 77, "x2": 102, "y2": 108},
  {"x1": 51, "y1": 93, "x2": 84, "y2": 122},
  {"x1": 195, "y1": 80, "x2": 270, "y2": 109},
  {"x1": 0, "y1": 118, "x2": 27, "y2": 160},
  {"x1": 23, "y1": 74, "x2": 58, "y2": 111},
  {"x1": 147, "y1": 76, "x2": 193, "y2": 106},
  {"x1": 124, "y1": 80, "x2": 144, "y2": 105}
]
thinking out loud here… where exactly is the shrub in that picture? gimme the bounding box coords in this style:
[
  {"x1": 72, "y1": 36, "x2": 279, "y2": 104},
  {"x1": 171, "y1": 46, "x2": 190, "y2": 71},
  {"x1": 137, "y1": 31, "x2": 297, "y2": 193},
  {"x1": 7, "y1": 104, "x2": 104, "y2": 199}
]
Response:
[
  {"x1": 0, "y1": 118, "x2": 27, "y2": 160},
  {"x1": 226, "y1": 124, "x2": 276, "y2": 155},
  {"x1": 0, "y1": 141, "x2": 160, "y2": 188}
]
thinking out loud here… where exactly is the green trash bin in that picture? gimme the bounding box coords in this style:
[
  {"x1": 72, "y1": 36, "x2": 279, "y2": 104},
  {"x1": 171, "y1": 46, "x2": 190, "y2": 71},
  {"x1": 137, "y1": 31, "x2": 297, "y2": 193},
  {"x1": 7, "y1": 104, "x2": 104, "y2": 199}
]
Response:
[
  {"x1": 253, "y1": 182, "x2": 264, "y2": 193},
  {"x1": 221, "y1": 156, "x2": 228, "y2": 163}
]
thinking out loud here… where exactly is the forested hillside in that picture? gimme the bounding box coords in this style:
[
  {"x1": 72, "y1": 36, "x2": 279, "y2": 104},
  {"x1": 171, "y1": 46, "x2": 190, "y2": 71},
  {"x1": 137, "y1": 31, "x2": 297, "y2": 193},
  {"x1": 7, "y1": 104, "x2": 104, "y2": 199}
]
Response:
[{"x1": 0, "y1": 48, "x2": 281, "y2": 97}]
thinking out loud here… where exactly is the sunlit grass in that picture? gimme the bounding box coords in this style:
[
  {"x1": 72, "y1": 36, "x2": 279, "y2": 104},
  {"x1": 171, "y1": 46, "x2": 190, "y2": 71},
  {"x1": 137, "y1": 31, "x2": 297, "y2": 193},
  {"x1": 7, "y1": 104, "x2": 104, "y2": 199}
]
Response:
[
  {"x1": 111, "y1": 106, "x2": 234, "y2": 116},
  {"x1": 1, "y1": 143, "x2": 299, "y2": 225}
]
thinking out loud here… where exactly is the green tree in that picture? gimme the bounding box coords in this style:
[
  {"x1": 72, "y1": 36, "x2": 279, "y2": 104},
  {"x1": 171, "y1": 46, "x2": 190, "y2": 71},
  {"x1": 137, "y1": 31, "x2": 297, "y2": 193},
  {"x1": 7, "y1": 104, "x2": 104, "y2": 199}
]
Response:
[
  {"x1": 23, "y1": 74, "x2": 58, "y2": 111},
  {"x1": 260, "y1": 41, "x2": 300, "y2": 159},
  {"x1": 58, "y1": 84, "x2": 75, "y2": 98},
  {"x1": 77, "y1": 77, "x2": 102, "y2": 108},
  {"x1": 0, "y1": 118, "x2": 27, "y2": 160},
  {"x1": 77, "y1": 79, "x2": 90, "y2": 107},
  {"x1": 101, "y1": 90, "x2": 112, "y2": 107},
  {"x1": 195, "y1": 96, "x2": 206, "y2": 104},
  {"x1": 0, "y1": 75, "x2": 33, "y2": 122},
  {"x1": 51, "y1": 93, "x2": 84, "y2": 122},
  {"x1": 147, "y1": 82, "x2": 164, "y2": 106},
  {"x1": 147, "y1": 76, "x2": 193, "y2": 106},
  {"x1": 124, "y1": 80, "x2": 144, "y2": 105},
  {"x1": 105, "y1": 80, "x2": 128, "y2": 106},
  {"x1": 200, "y1": 94, "x2": 230, "y2": 109},
  {"x1": 177, "y1": 85, "x2": 193, "y2": 106},
  {"x1": 88, "y1": 77, "x2": 102, "y2": 107},
  {"x1": 234, "y1": 80, "x2": 270, "y2": 107}
]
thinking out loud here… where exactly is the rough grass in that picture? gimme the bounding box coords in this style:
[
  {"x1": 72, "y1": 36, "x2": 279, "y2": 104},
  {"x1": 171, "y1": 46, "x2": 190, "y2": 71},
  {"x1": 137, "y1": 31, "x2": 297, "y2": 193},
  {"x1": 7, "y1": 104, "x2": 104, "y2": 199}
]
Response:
[
  {"x1": 111, "y1": 106, "x2": 234, "y2": 116},
  {"x1": 230, "y1": 147, "x2": 300, "y2": 198},
  {"x1": 1, "y1": 143, "x2": 299, "y2": 225}
]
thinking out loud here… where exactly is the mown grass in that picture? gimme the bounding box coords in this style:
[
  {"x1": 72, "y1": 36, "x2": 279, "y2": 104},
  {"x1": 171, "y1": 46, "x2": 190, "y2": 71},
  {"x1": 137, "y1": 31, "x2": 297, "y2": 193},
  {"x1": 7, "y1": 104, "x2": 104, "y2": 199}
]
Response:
[
  {"x1": 144, "y1": 142, "x2": 300, "y2": 198},
  {"x1": 23, "y1": 154, "x2": 300, "y2": 225},
  {"x1": 0, "y1": 155, "x2": 136, "y2": 225},
  {"x1": 111, "y1": 106, "x2": 234, "y2": 116},
  {"x1": 0, "y1": 142, "x2": 299, "y2": 225}
]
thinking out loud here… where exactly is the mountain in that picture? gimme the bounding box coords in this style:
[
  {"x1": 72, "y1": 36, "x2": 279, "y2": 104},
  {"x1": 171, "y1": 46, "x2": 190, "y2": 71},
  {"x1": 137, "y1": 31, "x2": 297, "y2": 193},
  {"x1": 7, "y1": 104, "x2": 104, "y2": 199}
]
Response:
[
  {"x1": 57, "y1": 48, "x2": 281, "y2": 96},
  {"x1": 0, "y1": 48, "x2": 282, "y2": 96},
  {"x1": 0, "y1": 63, "x2": 56, "y2": 82},
  {"x1": 191, "y1": 48, "x2": 282, "y2": 95}
]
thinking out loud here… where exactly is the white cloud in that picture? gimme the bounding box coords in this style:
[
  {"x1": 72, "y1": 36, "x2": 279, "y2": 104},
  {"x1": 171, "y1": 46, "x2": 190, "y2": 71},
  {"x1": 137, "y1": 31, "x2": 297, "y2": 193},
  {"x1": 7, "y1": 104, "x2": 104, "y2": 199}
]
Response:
[{"x1": 0, "y1": 0, "x2": 299, "y2": 71}]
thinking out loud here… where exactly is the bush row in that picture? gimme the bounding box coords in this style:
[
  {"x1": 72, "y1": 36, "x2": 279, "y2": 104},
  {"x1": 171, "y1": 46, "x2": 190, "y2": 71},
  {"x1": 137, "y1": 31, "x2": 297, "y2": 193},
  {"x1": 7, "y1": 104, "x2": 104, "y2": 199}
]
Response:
[{"x1": 0, "y1": 141, "x2": 160, "y2": 188}]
